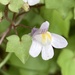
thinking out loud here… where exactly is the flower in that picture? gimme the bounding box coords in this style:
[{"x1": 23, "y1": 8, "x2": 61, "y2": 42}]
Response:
[
  {"x1": 23, "y1": 0, "x2": 40, "y2": 6},
  {"x1": 29, "y1": 21, "x2": 68, "y2": 60}
]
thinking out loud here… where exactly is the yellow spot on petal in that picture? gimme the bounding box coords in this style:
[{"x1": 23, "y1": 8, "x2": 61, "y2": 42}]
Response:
[
  {"x1": 46, "y1": 32, "x2": 52, "y2": 40},
  {"x1": 42, "y1": 34, "x2": 46, "y2": 42},
  {"x1": 41, "y1": 32, "x2": 52, "y2": 44}
]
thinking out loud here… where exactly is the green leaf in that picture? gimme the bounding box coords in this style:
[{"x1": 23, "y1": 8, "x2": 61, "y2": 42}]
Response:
[
  {"x1": 8, "y1": 53, "x2": 58, "y2": 75},
  {"x1": 57, "y1": 49, "x2": 75, "y2": 75},
  {"x1": 45, "y1": 0, "x2": 75, "y2": 9},
  {"x1": 6, "y1": 35, "x2": 32, "y2": 64},
  {"x1": 19, "y1": 69, "x2": 47, "y2": 75},
  {"x1": 40, "y1": 0, "x2": 44, "y2": 3},
  {"x1": 7, "y1": 66, "x2": 20, "y2": 75},
  {"x1": 0, "y1": 19, "x2": 10, "y2": 34},
  {"x1": 0, "y1": 4, "x2": 5, "y2": 19},
  {"x1": 9, "y1": 54, "x2": 50, "y2": 71},
  {"x1": 57, "y1": 49, "x2": 74, "y2": 68},
  {"x1": 74, "y1": 8, "x2": 75, "y2": 19},
  {"x1": 45, "y1": 0, "x2": 74, "y2": 18},
  {"x1": 24, "y1": 9, "x2": 44, "y2": 27},
  {"x1": 8, "y1": 0, "x2": 24, "y2": 12},
  {"x1": 0, "y1": 0, "x2": 10, "y2": 5},
  {"x1": 0, "y1": 11, "x2": 2, "y2": 19},
  {"x1": 40, "y1": 7, "x2": 73, "y2": 37},
  {"x1": 67, "y1": 35, "x2": 75, "y2": 51}
]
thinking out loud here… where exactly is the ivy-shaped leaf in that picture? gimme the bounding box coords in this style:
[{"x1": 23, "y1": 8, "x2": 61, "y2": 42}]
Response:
[
  {"x1": 8, "y1": 0, "x2": 24, "y2": 12},
  {"x1": 6, "y1": 35, "x2": 32, "y2": 64}
]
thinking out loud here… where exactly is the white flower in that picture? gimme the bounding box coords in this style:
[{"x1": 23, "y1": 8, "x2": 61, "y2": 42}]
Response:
[
  {"x1": 23, "y1": 0, "x2": 40, "y2": 6},
  {"x1": 29, "y1": 21, "x2": 68, "y2": 60}
]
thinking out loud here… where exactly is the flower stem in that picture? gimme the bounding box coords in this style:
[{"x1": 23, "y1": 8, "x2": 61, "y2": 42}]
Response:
[{"x1": 0, "y1": 53, "x2": 12, "y2": 68}]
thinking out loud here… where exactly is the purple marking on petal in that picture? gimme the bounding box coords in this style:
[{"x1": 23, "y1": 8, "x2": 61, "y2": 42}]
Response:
[
  {"x1": 40, "y1": 21, "x2": 50, "y2": 33},
  {"x1": 31, "y1": 27, "x2": 38, "y2": 36},
  {"x1": 32, "y1": 29, "x2": 42, "y2": 36},
  {"x1": 31, "y1": 28, "x2": 43, "y2": 36},
  {"x1": 31, "y1": 21, "x2": 50, "y2": 36}
]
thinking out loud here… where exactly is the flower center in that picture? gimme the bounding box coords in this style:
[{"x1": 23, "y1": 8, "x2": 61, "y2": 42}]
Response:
[{"x1": 41, "y1": 32, "x2": 52, "y2": 44}]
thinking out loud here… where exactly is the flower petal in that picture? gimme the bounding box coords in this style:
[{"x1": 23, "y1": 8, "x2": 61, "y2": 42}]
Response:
[
  {"x1": 32, "y1": 21, "x2": 50, "y2": 36},
  {"x1": 29, "y1": 40, "x2": 42, "y2": 57},
  {"x1": 33, "y1": 34, "x2": 42, "y2": 43},
  {"x1": 31, "y1": 27, "x2": 38, "y2": 36},
  {"x1": 41, "y1": 45, "x2": 54, "y2": 60},
  {"x1": 51, "y1": 33, "x2": 68, "y2": 48},
  {"x1": 28, "y1": 0, "x2": 40, "y2": 6},
  {"x1": 40, "y1": 21, "x2": 50, "y2": 33}
]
